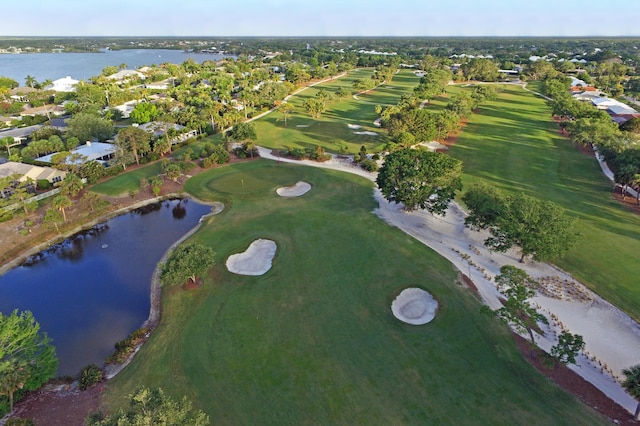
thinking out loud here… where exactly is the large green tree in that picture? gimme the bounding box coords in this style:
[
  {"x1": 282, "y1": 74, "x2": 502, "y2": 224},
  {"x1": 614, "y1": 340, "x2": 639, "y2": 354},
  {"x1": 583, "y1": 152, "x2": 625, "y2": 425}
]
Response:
[
  {"x1": 0, "y1": 310, "x2": 58, "y2": 412},
  {"x1": 228, "y1": 122, "x2": 257, "y2": 142},
  {"x1": 130, "y1": 102, "x2": 159, "y2": 124},
  {"x1": 160, "y1": 243, "x2": 216, "y2": 287},
  {"x1": 66, "y1": 113, "x2": 115, "y2": 143},
  {"x1": 376, "y1": 148, "x2": 462, "y2": 214},
  {"x1": 86, "y1": 386, "x2": 209, "y2": 425},
  {"x1": 463, "y1": 185, "x2": 579, "y2": 263}
]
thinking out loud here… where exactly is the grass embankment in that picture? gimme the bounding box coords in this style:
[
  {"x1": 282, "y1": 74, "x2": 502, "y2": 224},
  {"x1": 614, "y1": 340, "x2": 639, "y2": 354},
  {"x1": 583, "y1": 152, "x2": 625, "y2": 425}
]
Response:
[
  {"x1": 254, "y1": 69, "x2": 421, "y2": 154},
  {"x1": 91, "y1": 162, "x2": 163, "y2": 196},
  {"x1": 447, "y1": 84, "x2": 640, "y2": 320},
  {"x1": 103, "y1": 160, "x2": 605, "y2": 425}
]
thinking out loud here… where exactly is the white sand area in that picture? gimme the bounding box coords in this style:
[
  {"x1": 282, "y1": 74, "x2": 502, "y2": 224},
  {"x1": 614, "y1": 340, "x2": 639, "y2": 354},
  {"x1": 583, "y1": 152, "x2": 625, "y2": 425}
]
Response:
[
  {"x1": 256, "y1": 145, "x2": 640, "y2": 414},
  {"x1": 348, "y1": 123, "x2": 362, "y2": 129},
  {"x1": 226, "y1": 239, "x2": 277, "y2": 276},
  {"x1": 276, "y1": 181, "x2": 311, "y2": 197},
  {"x1": 296, "y1": 124, "x2": 310, "y2": 128},
  {"x1": 417, "y1": 141, "x2": 448, "y2": 151},
  {"x1": 354, "y1": 131, "x2": 378, "y2": 136},
  {"x1": 392, "y1": 288, "x2": 438, "y2": 325}
]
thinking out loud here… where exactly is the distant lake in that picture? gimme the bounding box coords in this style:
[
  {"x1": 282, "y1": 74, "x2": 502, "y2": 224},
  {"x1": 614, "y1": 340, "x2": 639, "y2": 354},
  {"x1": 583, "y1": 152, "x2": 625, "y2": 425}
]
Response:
[
  {"x1": 0, "y1": 198, "x2": 211, "y2": 376},
  {"x1": 0, "y1": 48, "x2": 230, "y2": 83}
]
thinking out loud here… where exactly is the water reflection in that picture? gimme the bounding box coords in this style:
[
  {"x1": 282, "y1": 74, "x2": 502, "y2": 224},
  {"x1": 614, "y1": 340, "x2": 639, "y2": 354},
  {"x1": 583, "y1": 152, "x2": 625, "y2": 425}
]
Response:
[
  {"x1": 0, "y1": 198, "x2": 211, "y2": 376},
  {"x1": 172, "y1": 200, "x2": 187, "y2": 219}
]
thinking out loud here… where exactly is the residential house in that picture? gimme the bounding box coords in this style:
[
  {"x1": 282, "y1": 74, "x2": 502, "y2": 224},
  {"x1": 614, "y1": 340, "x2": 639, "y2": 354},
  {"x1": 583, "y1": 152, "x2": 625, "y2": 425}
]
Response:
[
  {"x1": 36, "y1": 141, "x2": 118, "y2": 165},
  {"x1": 46, "y1": 76, "x2": 79, "y2": 92},
  {"x1": 136, "y1": 122, "x2": 198, "y2": 144},
  {"x1": 0, "y1": 161, "x2": 66, "y2": 197},
  {"x1": 107, "y1": 70, "x2": 145, "y2": 81}
]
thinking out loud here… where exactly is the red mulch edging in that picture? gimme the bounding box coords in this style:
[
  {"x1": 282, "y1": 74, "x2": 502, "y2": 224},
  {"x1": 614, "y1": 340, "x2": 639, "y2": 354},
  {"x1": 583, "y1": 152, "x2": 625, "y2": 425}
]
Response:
[{"x1": 513, "y1": 334, "x2": 637, "y2": 425}]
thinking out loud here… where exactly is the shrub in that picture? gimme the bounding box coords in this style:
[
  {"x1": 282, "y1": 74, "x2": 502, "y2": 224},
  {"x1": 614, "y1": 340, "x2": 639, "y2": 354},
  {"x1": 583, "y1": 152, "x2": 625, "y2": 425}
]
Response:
[
  {"x1": 36, "y1": 179, "x2": 52, "y2": 190},
  {"x1": 105, "y1": 328, "x2": 148, "y2": 364},
  {"x1": 0, "y1": 211, "x2": 13, "y2": 223},
  {"x1": 78, "y1": 364, "x2": 103, "y2": 390},
  {"x1": 202, "y1": 157, "x2": 214, "y2": 168},
  {"x1": 360, "y1": 158, "x2": 379, "y2": 172},
  {"x1": 210, "y1": 145, "x2": 230, "y2": 164},
  {"x1": 6, "y1": 418, "x2": 35, "y2": 426},
  {"x1": 290, "y1": 148, "x2": 306, "y2": 159}
]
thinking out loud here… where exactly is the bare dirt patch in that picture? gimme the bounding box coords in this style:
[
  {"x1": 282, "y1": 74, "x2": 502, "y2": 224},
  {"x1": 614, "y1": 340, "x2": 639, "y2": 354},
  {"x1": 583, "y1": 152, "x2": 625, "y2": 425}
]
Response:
[{"x1": 7, "y1": 383, "x2": 104, "y2": 426}]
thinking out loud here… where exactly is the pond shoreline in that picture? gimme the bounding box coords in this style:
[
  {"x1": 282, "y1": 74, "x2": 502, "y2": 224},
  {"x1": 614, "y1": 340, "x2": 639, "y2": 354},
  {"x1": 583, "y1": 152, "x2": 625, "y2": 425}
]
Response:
[
  {"x1": 104, "y1": 197, "x2": 224, "y2": 378},
  {"x1": 0, "y1": 193, "x2": 186, "y2": 277},
  {"x1": 0, "y1": 190, "x2": 224, "y2": 380}
]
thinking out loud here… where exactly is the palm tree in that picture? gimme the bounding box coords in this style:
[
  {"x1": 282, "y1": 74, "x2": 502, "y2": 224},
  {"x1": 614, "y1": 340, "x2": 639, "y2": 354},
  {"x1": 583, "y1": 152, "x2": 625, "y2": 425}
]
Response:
[
  {"x1": 622, "y1": 364, "x2": 640, "y2": 420},
  {"x1": 25, "y1": 75, "x2": 37, "y2": 88},
  {"x1": 52, "y1": 195, "x2": 72, "y2": 222}
]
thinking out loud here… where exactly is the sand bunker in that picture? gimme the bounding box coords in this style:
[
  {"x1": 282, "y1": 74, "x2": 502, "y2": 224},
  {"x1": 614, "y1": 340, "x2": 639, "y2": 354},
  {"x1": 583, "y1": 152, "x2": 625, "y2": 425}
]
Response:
[
  {"x1": 418, "y1": 141, "x2": 448, "y2": 151},
  {"x1": 296, "y1": 124, "x2": 310, "y2": 128},
  {"x1": 347, "y1": 123, "x2": 362, "y2": 129},
  {"x1": 391, "y1": 288, "x2": 438, "y2": 325},
  {"x1": 226, "y1": 239, "x2": 277, "y2": 276},
  {"x1": 354, "y1": 131, "x2": 379, "y2": 136},
  {"x1": 276, "y1": 181, "x2": 311, "y2": 197}
]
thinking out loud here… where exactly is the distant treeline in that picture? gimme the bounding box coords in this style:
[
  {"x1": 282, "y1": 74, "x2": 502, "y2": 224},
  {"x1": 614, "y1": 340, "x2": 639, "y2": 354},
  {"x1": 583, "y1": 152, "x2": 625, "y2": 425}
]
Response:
[{"x1": 1, "y1": 37, "x2": 640, "y2": 64}]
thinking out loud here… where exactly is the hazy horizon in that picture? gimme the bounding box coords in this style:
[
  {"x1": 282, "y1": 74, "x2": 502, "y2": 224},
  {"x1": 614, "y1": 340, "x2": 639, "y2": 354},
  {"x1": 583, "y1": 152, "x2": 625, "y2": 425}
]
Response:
[{"x1": 3, "y1": 0, "x2": 639, "y2": 38}]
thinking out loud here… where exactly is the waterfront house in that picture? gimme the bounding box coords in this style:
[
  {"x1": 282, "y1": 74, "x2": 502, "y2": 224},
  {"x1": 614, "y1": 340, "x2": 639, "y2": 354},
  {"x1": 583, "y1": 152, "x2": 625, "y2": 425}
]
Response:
[{"x1": 47, "y1": 76, "x2": 79, "y2": 92}]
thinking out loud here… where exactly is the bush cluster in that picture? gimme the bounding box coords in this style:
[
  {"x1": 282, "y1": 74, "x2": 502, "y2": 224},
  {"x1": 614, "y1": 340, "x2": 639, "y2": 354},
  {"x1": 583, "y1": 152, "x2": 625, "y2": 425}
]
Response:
[
  {"x1": 105, "y1": 328, "x2": 148, "y2": 364},
  {"x1": 78, "y1": 364, "x2": 103, "y2": 390}
]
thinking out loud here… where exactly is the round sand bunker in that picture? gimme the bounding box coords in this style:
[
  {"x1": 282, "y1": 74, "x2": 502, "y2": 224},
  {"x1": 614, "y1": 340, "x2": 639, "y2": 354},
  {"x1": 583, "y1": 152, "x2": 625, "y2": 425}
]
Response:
[
  {"x1": 276, "y1": 181, "x2": 311, "y2": 197},
  {"x1": 391, "y1": 288, "x2": 438, "y2": 325},
  {"x1": 226, "y1": 239, "x2": 277, "y2": 276}
]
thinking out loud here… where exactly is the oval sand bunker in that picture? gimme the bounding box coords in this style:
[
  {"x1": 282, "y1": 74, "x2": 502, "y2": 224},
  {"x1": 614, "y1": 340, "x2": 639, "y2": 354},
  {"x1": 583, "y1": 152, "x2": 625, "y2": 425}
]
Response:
[
  {"x1": 276, "y1": 181, "x2": 311, "y2": 197},
  {"x1": 226, "y1": 239, "x2": 277, "y2": 276},
  {"x1": 391, "y1": 288, "x2": 438, "y2": 325}
]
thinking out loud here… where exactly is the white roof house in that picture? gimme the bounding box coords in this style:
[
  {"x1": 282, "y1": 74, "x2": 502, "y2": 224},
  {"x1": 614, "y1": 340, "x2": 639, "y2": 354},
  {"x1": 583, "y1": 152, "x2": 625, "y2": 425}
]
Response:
[
  {"x1": 36, "y1": 141, "x2": 118, "y2": 165},
  {"x1": 136, "y1": 122, "x2": 198, "y2": 144},
  {"x1": 106, "y1": 100, "x2": 140, "y2": 119},
  {"x1": 608, "y1": 104, "x2": 638, "y2": 116},
  {"x1": 570, "y1": 77, "x2": 588, "y2": 87},
  {"x1": 107, "y1": 70, "x2": 145, "y2": 81},
  {"x1": 47, "y1": 76, "x2": 79, "y2": 92},
  {"x1": 592, "y1": 97, "x2": 622, "y2": 109}
]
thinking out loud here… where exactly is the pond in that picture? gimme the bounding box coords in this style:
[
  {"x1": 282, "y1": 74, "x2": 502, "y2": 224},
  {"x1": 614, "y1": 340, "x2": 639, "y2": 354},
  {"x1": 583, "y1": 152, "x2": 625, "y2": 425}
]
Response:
[{"x1": 0, "y1": 198, "x2": 211, "y2": 376}]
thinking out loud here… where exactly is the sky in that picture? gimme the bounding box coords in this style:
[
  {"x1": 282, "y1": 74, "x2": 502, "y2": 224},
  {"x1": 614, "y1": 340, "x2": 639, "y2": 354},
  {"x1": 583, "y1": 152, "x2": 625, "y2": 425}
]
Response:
[{"x1": 2, "y1": 0, "x2": 640, "y2": 37}]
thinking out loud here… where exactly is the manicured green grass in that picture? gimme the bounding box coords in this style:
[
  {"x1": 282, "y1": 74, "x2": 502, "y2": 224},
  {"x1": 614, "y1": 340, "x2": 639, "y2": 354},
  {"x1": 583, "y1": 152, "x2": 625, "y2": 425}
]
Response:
[
  {"x1": 356, "y1": 70, "x2": 422, "y2": 106},
  {"x1": 104, "y1": 160, "x2": 605, "y2": 425},
  {"x1": 91, "y1": 162, "x2": 163, "y2": 196},
  {"x1": 448, "y1": 84, "x2": 640, "y2": 320},
  {"x1": 254, "y1": 70, "x2": 420, "y2": 154}
]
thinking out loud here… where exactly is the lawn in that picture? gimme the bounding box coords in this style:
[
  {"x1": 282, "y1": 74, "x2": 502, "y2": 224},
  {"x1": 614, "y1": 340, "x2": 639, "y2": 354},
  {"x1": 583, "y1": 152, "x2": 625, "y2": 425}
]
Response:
[
  {"x1": 254, "y1": 69, "x2": 421, "y2": 154},
  {"x1": 103, "y1": 160, "x2": 605, "y2": 425},
  {"x1": 448, "y1": 83, "x2": 640, "y2": 320},
  {"x1": 91, "y1": 162, "x2": 163, "y2": 196}
]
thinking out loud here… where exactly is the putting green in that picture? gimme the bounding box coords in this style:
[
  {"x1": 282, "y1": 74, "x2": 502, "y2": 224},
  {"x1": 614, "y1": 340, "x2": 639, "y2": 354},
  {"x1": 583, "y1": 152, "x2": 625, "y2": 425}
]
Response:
[{"x1": 197, "y1": 163, "x2": 301, "y2": 196}]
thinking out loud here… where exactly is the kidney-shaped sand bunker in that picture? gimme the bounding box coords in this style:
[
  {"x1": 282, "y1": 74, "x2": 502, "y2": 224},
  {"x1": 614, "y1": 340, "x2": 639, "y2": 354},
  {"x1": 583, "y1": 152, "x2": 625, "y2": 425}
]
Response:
[
  {"x1": 391, "y1": 288, "x2": 438, "y2": 325},
  {"x1": 276, "y1": 181, "x2": 311, "y2": 197},
  {"x1": 226, "y1": 239, "x2": 277, "y2": 276}
]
